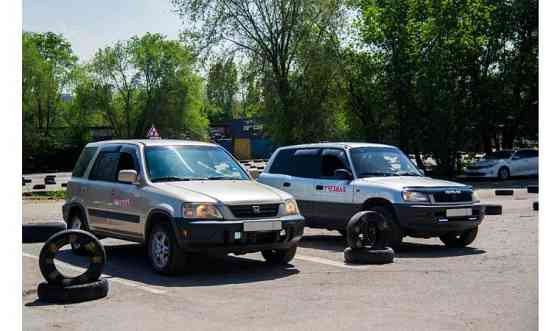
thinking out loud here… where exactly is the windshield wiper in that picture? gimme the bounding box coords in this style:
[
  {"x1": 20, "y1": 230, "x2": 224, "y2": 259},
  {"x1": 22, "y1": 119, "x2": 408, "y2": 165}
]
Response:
[
  {"x1": 358, "y1": 172, "x2": 398, "y2": 178},
  {"x1": 396, "y1": 171, "x2": 421, "y2": 176},
  {"x1": 206, "y1": 176, "x2": 240, "y2": 180},
  {"x1": 151, "y1": 176, "x2": 194, "y2": 182}
]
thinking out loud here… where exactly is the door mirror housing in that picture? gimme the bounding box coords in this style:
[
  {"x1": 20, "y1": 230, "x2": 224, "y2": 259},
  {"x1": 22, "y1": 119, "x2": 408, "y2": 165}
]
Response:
[
  {"x1": 334, "y1": 169, "x2": 353, "y2": 181},
  {"x1": 118, "y1": 169, "x2": 138, "y2": 184}
]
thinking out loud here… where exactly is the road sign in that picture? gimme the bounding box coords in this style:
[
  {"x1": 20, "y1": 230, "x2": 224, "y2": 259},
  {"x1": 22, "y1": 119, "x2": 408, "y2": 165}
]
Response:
[{"x1": 146, "y1": 124, "x2": 160, "y2": 139}]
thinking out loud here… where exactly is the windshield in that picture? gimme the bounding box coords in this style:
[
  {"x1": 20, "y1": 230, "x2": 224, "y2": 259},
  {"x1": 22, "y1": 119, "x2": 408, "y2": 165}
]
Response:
[
  {"x1": 144, "y1": 146, "x2": 249, "y2": 182},
  {"x1": 484, "y1": 151, "x2": 513, "y2": 160},
  {"x1": 350, "y1": 147, "x2": 421, "y2": 178}
]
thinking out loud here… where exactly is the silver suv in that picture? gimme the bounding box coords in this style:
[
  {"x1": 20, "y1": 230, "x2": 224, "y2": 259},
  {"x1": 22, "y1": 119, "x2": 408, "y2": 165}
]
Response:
[
  {"x1": 63, "y1": 139, "x2": 304, "y2": 275},
  {"x1": 257, "y1": 143, "x2": 484, "y2": 249}
]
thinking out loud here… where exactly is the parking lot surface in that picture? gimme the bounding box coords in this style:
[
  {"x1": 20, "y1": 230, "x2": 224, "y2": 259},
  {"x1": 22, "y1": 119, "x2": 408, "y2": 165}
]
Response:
[{"x1": 22, "y1": 189, "x2": 537, "y2": 331}]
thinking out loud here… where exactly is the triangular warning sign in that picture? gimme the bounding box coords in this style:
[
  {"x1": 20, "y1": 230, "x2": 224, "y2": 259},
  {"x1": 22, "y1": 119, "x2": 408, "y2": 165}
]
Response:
[{"x1": 146, "y1": 124, "x2": 161, "y2": 139}]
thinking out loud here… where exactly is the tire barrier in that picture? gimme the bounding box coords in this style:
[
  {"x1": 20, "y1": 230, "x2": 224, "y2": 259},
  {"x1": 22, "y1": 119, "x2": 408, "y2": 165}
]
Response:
[
  {"x1": 33, "y1": 184, "x2": 46, "y2": 190},
  {"x1": 39, "y1": 230, "x2": 106, "y2": 287},
  {"x1": 36, "y1": 229, "x2": 109, "y2": 304},
  {"x1": 527, "y1": 185, "x2": 538, "y2": 194},
  {"x1": 533, "y1": 201, "x2": 538, "y2": 211},
  {"x1": 495, "y1": 189, "x2": 514, "y2": 196},
  {"x1": 344, "y1": 211, "x2": 395, "y2": 265},
  {"x1": 483, "y1": 204, "x2": 503, "y2": 216},
  {"x1": 61, "y1": 183, "x2": 68, "y2": 187},
  {"x1": 37, "y1": 279, "x2": 109, "y2": 304},
  {"x1": 44, "y1": 177, "x2": 56, "y2": 185},
  {"x1": 23, "y1": 222, "x2": 67, "y2": 244}
]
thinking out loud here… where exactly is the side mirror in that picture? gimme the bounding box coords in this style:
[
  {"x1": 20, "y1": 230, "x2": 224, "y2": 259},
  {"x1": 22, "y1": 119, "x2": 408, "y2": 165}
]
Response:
[
  {"x1": 118, "y1": 169, "x2": 138, "y2": 184},
  {"x1": 334, "y1": 169, "x2": 353, "y2": 181}
]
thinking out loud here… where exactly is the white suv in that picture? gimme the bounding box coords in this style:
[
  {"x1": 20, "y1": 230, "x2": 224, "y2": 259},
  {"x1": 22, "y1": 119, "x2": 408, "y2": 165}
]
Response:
[{"x1": 257, "y1": 143, "x2": 485, "y2": 249}]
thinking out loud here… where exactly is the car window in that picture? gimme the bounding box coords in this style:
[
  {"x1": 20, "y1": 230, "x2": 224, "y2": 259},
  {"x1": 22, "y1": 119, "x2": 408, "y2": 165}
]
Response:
[
  {"x1": 291, "y1": 149, "x2": 321, "y2": 179},
  {"x1": 89, "y1": 151, "x2": 121, "y2": 182},
  {"x1": 72, "y1": 146, "x2": 98, "y2": 177},
  {"x1": 515, "y1": 150, "x2": 538, "y2": 159},
  {"x1": 321, "y1": 149, "x2": 350, "y2": 178},
  {"x1": 115, "y1": 150, "x2": 140, "y2": 184},
  {"x1": 269, "y1": 149, "x2": 295, "y2": 175},
  {"x1": 485, "y1": 151, "x2": 513, "y2": 159}
]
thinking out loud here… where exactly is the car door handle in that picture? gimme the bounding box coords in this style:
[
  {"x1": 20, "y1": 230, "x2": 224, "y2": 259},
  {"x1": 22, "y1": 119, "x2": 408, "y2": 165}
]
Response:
[
  {"x1": 316, "y1": 185, "x2": 323, "y2": 190},
  {"x1": 283, "y1": 182, "x2": 291, "y2": 187}
]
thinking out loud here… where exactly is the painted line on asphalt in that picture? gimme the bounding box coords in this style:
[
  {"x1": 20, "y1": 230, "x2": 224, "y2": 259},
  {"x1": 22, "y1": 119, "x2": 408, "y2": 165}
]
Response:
[
  {"x1": 22, "y1": 252, "x2": 166, "y2": 295},
  {"x1": 295, "y1": 254, "x2": 369, "y2": 270}
]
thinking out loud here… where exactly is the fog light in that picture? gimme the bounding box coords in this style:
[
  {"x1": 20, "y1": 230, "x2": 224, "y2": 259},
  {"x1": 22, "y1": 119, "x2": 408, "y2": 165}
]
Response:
[
  {"x1": 280, "y1": 229, "x2": 287, "y2": 236},
  {"x1": 234, "y1": 232, "x2": 242, "y2": 240}
]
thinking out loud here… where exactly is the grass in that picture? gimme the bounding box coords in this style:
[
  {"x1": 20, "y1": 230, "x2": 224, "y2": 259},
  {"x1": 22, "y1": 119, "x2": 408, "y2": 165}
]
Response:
[{"x1": 23, "y1": 190, "x2": 66, "y2": 200}]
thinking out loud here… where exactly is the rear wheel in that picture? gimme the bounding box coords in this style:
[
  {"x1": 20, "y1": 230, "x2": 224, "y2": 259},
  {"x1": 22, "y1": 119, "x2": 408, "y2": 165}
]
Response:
[
  {"x1": 498, "y1": 167, "x2": 510, "y2": 181},
  {"x1": 148, "y1": 223, "x2": 187, "y2": 275},
  {"x1": 261, "y1": 246, "x2": 297, "y2": 265},
  {"x1": 439, "y1": 226, "x2": 478, "y2": 248}
]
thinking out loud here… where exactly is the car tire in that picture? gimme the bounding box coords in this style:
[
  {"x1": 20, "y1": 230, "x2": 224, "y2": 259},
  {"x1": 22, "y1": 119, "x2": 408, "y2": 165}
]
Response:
[
  {"x1": 22, "y1": 222, "x2": 67, "y2": 244},
  {"x1": 533, "y1": 201, "x2": 538, "y2": 211},
  {"x1": 497, "y1": 167, "x2": 510, "y2": 181},
  {"x1": 147, "y1": 223, "x2": 187, "y2": 275},
  {"x1": 484, "y1": 204, "x2": 502, "y2": 216},
  {"x1": 37, "y1": 278, "x2": 109, "y2": 304},
  {"x1": 261, "y1": 246, "x2": 297, "y2": 265},
  {"x1": 39, "y1": 229, "x2": 106, "y2": 286},
  {"x1": 337, "y1": 229, "x2": 347, "y2": 238},
  {"x1": 495, "y1": 189, "x2": 514, "y2": 196},
  {"x1": 439, "y1": 226, "x2": 478, "y2": 248},
  {"x1": 66, "y1": 211, "x2": 90, "y2": 255},
  {"x1": 343, "y1": 247, "x2": 394, "y2": 265},
  {"x1": 364, "y1": 206, "x2": 403, "y2": 250}
]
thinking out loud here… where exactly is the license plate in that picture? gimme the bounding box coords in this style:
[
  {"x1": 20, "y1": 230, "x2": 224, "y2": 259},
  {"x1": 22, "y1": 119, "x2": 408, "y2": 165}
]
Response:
[
  {"x1": 446, "y1": 208, "x2": 472, "y2": 217},
  {"x1": 243, "y1": 221, "x2": 282, "y2": 232}
]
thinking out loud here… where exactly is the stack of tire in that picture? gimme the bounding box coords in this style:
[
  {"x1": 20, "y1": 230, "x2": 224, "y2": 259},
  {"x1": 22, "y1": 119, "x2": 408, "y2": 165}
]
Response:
[
  {"x1": 23, "y1": 223, "x2": 109, "y2": 303},
  {"x1": 528, "y1": 185, "x2": 538, "y2": 211},
  {"x1": 344, "y1": 211, "x2": 395, "y2": 265}
]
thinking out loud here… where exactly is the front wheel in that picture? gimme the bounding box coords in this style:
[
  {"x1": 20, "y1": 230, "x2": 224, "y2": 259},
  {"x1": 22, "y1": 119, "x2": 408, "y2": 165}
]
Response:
[
  {"x1": 439, "y1": 226, "x2": 478, "y2": 248},
  {"x1": 497, "y1": 167, "x2": 510, "y2": 181},
  {"x1": 148, "y1": 223, "x2": 187, "y2": 275},
  {"x1": 261, "y1": 246, "x2": 297, "y2": 265}
]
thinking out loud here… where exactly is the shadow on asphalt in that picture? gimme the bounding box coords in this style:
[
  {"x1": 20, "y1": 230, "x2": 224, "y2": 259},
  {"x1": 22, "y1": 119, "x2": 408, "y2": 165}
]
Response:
[
  {"x1": 54, "y1": 243, "x2": 299, "y2": 288},
  {"x1": 299, "y1": 234, "x2": 486, "y2": 258}
]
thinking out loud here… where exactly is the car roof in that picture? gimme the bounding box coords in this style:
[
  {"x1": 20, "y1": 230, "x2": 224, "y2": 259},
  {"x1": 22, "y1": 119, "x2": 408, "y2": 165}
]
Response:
[
  {"x1": 276, "y1": 142, "x2": 397, "y2": 150},
  {"x1": 85, "y1": 139, "x2": 217, "y2": 148}
]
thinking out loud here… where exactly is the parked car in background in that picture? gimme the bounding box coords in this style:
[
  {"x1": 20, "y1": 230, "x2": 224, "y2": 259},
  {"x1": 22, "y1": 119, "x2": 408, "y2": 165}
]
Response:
[
  {"x1": 257, "y1": 143, "x2": 485, "y2": 249},
  {"x1": 63, "y1": 139, "x2": 305, "y2": 275},
  {"x1": 463, "y1": 149, "x2": 538, "y2": 180}
]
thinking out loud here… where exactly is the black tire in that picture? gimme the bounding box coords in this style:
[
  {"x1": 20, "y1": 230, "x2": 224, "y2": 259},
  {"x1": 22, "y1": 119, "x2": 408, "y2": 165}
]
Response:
[
  {"x1": 337, "y1": 229, "x2": 347, "y2": 237},
  {"x1": 527, "y1": 185, "x2": 538, "y2": 194},
  {"x1": 533, "y1": 201, "x2": 538, "y2": 211},
  {"x1": 346, "y1": 211, "x2": 382, "y2": 250},
  {"x1": 33, "y1": 184, "x2": 46, "y2": 190},
  {"x1": 363, "y1": 207, "x2": 403, "y2": 249},
  {"x1": 66, "y1": 211, "x2": 90, "y2": 255},
  {"x1": 37, "y1": 278, "x2": 109, "y2": 304},
  {"x1": 495, "y1": 189, "x2": 514, "y2": 196},
  {"x1": 261, "y1": 246, "x2": 297, "y2": 265},
  {"x1": 497, "y1": 167, "x2": 509, "y2": 181},
  {"x1": 147, "y1": 223, "x2": 187, "y2": 275},
  {"x1": 439, "y1": 226, "x2": 478, "y2": 248},
  {"x1": 39, "y1": 229, "x2": 106, "y2": 286},
  {"x1": 22, "y1": 222, "x2": 67, "y2": 244},
  {"x1": 484, "y1": 204, "x2": 502, "y2": 216},
  {"x1": 344, "y1": 247, "x2": 394, "y2": 265},
  {"x1": 44, "y1": 178, "x2": 56, "y2": 185}
]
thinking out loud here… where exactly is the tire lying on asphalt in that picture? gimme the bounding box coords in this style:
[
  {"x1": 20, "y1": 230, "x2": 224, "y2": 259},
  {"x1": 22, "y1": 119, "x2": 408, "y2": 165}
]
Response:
[
  {"x1": 33, "y1": 184, "x2": 46, "y2": 190},
  {"x1": 39, "y1": 229, "x2": 106, "y2": 286},
  {"x1": 533, "y1": 201, "x2": 538, "y2": 211},
  {"x1": 22, "y1": 222, "x2": 67, "y2": 244},
  {"x1": 344, "y1": 247, "x2": 394, "y2": 265},
  {"x1": 484, "y1": 204, "x2": 502, "y2": 216},
  {"x1": 37, "y1": 278, "x2": 109, "y2": 304},
  {"x1": 495, "y1": 189, "x2": 514, "y2": 196},
  {"x1": 527, "y1": 185, "x2": 538, "y2": 194}
]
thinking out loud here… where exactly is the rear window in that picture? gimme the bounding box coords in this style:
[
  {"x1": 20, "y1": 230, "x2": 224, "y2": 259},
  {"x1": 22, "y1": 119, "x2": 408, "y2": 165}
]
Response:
[
  {"x1": 291, "y1": 149, "x2": 321, "y2": 178},
  {"x1": 71, "y1": 147, "x2": 98, "y2": 177},
  {"x1": 269, "y1": 149, "x2": 295, "y2": 175}
]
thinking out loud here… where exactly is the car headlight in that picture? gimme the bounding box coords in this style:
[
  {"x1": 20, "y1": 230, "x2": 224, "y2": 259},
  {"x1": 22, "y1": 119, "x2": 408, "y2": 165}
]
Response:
[
  {"x1": 182, "y1": 203, "x2": 223, "y2": 219},
  {"x1": 284, "y1": 199, "x2": 300, "y2": 215},
  {"x1": 402, "y1": 191, "x2": 430, "y2": 202}
]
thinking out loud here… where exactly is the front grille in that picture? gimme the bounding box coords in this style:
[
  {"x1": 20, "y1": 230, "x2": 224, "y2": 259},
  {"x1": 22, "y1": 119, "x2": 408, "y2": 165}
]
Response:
[
  {"x1": 229, "y1": 204, "x2": 279, "y2": 218},
  {"x1": 431, "y1": 191, "x2": 472, "y2": 203}
]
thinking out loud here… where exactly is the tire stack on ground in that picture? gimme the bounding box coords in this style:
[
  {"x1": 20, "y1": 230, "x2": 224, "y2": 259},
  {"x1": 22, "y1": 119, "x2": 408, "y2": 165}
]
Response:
[
  {"x1": 44, "y1": 175, "x2": 56, "y2": 185},
  {"x1": 344, "y1": 211, "x2": 395, "y2": 265},
  {"x1": 36, "y1": 229, "x2": 109, "y2": 303},
  {"x1": 495, "y1": 189, "x2": 514, "y2": 196},
  {"x1": 527, "y1": 185, "x2": 538, "y2": 211}
]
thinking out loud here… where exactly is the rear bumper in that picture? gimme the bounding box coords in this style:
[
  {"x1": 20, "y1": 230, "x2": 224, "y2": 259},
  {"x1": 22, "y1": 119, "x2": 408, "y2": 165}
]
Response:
[
  {"x1": 171, "y1": 215, "x2": 305, "y2": 254},
  {"x1": 393, "y1": 203, "x2": 484, "y2": 237}
]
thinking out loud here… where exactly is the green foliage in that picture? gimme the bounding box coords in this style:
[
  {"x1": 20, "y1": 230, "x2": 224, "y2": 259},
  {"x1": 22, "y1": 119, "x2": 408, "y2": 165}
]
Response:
[{"x1": 206, "y1": 57, "x2": 239, "y2": 122}]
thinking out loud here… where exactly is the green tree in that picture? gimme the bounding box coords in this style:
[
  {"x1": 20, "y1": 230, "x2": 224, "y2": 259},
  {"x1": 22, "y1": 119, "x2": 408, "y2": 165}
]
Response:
[{"x1": 206, "y1": 57, "x2": 239, "y2": 122}]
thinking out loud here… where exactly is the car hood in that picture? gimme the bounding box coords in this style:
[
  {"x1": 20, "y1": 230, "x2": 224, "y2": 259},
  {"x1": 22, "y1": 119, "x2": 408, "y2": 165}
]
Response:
[
  {"x1": 474, "y1": 159, "x2": 502, "y2": 166},
  {"x1": 153, "y1": 180, "x2": 290, "y2": 204},
  {"x1": 358, "y1": 176, "x2": 469, "y2": 191}
]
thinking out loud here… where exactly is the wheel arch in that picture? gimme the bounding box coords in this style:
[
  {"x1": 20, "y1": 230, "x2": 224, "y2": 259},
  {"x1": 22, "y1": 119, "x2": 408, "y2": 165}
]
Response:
[
  {"x1": 65, "y1": 202, "x2": 88, "y2": 227},
  {"x1": 144, "y1": 209, "x2": 174, "y2": 242},
  {"x1": 360, "y1": 197, "x2": 399, "y2": 225}
]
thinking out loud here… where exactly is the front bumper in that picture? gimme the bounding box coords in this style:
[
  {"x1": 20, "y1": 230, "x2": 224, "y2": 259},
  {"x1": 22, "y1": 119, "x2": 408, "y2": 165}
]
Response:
[
  {"x1": 171, "y1": 215, "x2": 305, "y2": 254},
  {"x1": 393, "y1": 203, "x2": 484, "y2": 237},
  {"x1": 463, "y1": 167, "x2": 496, "y2": 177}
]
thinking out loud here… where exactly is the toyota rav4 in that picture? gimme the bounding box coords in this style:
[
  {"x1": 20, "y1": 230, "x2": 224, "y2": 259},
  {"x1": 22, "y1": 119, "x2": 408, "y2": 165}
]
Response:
[
  {"x1": 257, "y1": 143, "x2": 484, "y2": 249},
  {"x1": 63, "y1": 139, "x2": 304, "y2": 275}
]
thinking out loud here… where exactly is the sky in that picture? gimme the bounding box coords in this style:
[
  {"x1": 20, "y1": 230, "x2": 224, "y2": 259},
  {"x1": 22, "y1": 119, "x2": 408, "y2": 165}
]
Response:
[{"x1": 23, "y1": 0, "x2": 184, "y2": 62}]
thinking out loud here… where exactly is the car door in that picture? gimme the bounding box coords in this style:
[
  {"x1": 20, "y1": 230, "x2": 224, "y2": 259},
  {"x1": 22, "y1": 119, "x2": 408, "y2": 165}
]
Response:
[
  {"x1": 311, "y1": 148, "x2": 357, "y2": 229},
  {"x1": 509, "y1": 150, "x2": 531, "y2": 176},
  {"x1": 86, "y1": 144, "x2": 122, "y2": 231},
  {"x1": 526, "y1": 150, "x2": 539, "y2": 175}
]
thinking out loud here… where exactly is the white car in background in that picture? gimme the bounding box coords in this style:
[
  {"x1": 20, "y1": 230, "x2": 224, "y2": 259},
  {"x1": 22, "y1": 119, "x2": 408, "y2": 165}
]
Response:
[{"x1": 464, "y1": 149, "x2": 538, "y2": 180}]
